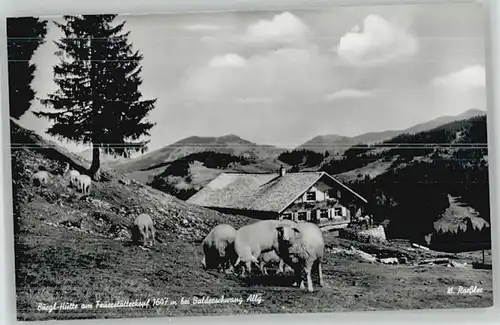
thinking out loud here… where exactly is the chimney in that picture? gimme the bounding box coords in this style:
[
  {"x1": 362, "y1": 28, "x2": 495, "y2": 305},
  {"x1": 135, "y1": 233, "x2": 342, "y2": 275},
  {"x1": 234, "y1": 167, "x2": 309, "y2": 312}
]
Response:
[{"x1": 279, "y1": 165, "x2": 286, "y2": 177}]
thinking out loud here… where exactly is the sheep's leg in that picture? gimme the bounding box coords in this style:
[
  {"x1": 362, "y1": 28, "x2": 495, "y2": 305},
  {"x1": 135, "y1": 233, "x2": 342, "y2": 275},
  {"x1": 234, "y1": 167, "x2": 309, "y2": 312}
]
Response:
[
  {"x1": 245, "y1": 261, "x2": 253, "y2": 276},
  {"x1": 262, "y1": 264, "x2": 268, "y2": 276},
  {"x1": 305, "y1": 263, "x2": 314, "y2": 292},
  {"x1": 150, "y1": 227, "x2": 156, "y2": 246},
  {"x1": 276, "y1": 259, "x2": 285, "y2": 274},
  {"x1": 259, "y1": 262, "x2": 265, "y2": 275},
  {"x1": 317, "y1": 260, "x2": 324, "y2": 287},
  {"x1": 139, "y1": 227, "x2": 147, "y2": 247},
  {"x1": 224, "y1": 259, "x2": 234, "y2": 274},
  {"x1": 293, "y1": 267, "x2": 302, "y2": 288}
]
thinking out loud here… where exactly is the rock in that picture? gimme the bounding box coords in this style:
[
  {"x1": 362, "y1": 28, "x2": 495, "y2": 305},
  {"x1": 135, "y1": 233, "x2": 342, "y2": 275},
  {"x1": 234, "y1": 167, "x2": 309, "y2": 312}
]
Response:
[
  {"x1": 380, "y1": 257, "x2": 399, "y2": 265},
  {"x1": 350, "y1": 246, "x2": 377, "y2": 263},
  {"x1": 411, "y1": 243, "x2": 430, "y2": 251},
  {"x1": 400, "y1": 256, "x2": 409, "y2": 264},
  {"x1": 119, "y1": 178, "x2": 131, "y2": 186},
  {"x1": 450, "y1": 261, "x2": 467, "y2": 268},
  {"x1": 419, "y1": 258, "x2": 450, "y2": 265}
]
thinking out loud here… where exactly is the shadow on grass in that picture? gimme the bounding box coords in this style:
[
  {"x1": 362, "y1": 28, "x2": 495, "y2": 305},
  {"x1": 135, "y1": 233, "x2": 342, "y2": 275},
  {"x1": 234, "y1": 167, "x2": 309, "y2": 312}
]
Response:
[
  {"x1": 473, "y1": 262, "x2": 492, "y2": 270},
  {"x1": 234, "y1": 270, "x2": 298, "y2": 288}
]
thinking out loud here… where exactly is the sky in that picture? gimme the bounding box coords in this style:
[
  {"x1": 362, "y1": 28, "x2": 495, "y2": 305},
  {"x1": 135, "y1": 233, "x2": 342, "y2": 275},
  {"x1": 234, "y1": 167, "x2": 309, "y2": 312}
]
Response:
[{"x1": 18, "y1": 1, "x2": 487, "y2": 153}]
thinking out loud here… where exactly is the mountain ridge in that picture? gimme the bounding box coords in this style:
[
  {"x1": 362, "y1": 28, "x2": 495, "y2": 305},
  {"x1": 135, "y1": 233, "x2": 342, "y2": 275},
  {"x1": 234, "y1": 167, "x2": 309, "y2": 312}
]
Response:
[
  {"x1": 112, "y1": 134, "x2": 286, "y2": 173},
  {"x1": 297, "y1": 109, "x2": 486, "y2": 154}
]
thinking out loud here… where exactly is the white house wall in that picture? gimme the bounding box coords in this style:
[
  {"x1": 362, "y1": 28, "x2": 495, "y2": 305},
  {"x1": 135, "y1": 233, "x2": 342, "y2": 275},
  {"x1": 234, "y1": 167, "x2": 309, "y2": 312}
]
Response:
[{"x1": 294, "y1": 182, "x2": 330, "y2": 204}]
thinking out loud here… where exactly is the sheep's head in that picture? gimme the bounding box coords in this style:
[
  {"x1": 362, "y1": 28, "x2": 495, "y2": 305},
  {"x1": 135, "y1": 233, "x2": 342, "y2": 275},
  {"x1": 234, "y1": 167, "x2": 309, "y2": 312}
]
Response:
[{"x1": 276, "y1": 225, "x2": 300, "y2": 246}]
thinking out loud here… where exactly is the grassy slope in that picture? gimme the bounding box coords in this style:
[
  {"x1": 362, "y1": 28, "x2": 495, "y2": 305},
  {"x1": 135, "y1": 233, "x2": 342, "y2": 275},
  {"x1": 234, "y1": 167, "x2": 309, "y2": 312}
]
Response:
[
  {"x1": 135, "y1": 155, "x2": 286, "y2": 200},
  {"x1": 11, "y1": 125, "x2": 492, "y2": 321}
]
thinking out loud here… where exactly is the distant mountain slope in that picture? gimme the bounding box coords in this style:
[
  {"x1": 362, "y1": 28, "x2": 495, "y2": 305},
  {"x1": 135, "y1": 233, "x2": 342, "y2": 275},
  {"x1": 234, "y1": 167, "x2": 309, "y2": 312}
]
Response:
[
  {"x1": 297, "y1": 109, "x2": 486, "y2": 154},
  {"x1": 113, "y1": 134, "x2": 286, "y2": 173},
  {"x1": 327, "y1": 115, "x2": 490, "y2": 250}
]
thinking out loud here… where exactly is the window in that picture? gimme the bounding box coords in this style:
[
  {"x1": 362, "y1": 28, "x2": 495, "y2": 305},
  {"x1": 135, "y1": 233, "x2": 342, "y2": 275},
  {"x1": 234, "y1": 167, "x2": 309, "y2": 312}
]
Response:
[
  {"x1": 281, "y1": 213, "x2": 292, "y2": 220},
  {"x1": 298, "y1": 211, "x2": 308, "y2": 221},
  {"x1": 320, "y1": 209, "x2": 329, "y2": 219},
  {"x1": 306, "y1": 191, "x2": 316, "y2": 201},
  {"x1": 334, "y1": 207, "x2": 343, "y2": 217}
]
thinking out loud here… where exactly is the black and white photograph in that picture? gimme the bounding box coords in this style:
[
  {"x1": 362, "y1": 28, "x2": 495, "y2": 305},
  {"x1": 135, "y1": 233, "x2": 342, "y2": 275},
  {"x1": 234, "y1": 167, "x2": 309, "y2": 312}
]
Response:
[{"x1": 6, "y1": 0, "x2": 493, "y2": 321}]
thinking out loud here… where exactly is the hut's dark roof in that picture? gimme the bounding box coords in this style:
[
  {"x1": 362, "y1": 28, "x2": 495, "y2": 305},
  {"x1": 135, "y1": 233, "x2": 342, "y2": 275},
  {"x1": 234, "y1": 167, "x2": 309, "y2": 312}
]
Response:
[{"x1": 187, "y1": 171, "x2": 367, "y2": 213}]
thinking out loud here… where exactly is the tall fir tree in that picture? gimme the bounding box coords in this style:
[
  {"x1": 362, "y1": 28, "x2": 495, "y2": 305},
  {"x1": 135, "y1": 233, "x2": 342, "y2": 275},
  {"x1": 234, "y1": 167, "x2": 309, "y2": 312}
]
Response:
[
  {"x1": 7, "y1": 17, "x2": 48, "y2": 119},
  {"x1": 35, "y1": 15, "x2": 157, "y2": 177}
]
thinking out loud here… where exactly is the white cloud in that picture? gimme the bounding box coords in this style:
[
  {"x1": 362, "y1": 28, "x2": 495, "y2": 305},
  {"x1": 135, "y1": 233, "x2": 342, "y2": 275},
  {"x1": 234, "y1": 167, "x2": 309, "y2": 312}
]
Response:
[
  {"x1": 337, "y1": 15, "x2": 418, "y2": 66},
  {"x1": 208, "y1": 54, "x2": 247, "y2": 68},
  {"x1": 430, "y1": 65, "x2": 487, "y2": 116},
  {"x1": 244, "y1": 12, "x2": 310, "y2": 43},
  {"x1": 183, "y1": 24, "x2": 223, "y2": 31},
  {"x1": 432, "y1": 65, "x2": 486, "y2": 90},
  {"x1": 183, "y1": 47, "x2": 333, "y2": 103},
  {"x1": 324, "y1": 89, "x2": 374, "y2": 102}
]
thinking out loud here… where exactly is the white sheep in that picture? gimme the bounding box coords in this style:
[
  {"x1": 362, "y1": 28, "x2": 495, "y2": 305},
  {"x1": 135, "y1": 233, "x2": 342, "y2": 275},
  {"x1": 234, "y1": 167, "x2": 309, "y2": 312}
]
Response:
[
  {"x1": 233, "y1": 219, "x2": 296, "y2": 276},
  {"x1": 69, "y1": 170, "x2": 81, "y2": 188},
  {"x1": 133, "y1": 213, "x2": 156, "y2": 247},
  {"x1": 63, "y1": 166, "x2": 81, "y2": 188},
  {"x1": 257, "y1": 250, "x2": 293, "y2": 275},
  {"x1": 76, "y1": 174, "x2": 92, "y2": 195},
  {"x1": 201, "y1": 224, "x2": 237, "y2": 273},
  {"x1": 276, "y1": 221, "x2": 325, "y2": 292},
  {"x1": 32, "y1": 170, "x2": 50, "y2": 187}
]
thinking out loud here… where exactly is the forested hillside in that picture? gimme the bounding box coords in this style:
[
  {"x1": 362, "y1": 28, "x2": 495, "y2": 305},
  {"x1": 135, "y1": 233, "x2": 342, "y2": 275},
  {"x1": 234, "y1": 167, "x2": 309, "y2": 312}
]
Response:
[{"x1": 330, "y1": 115, "x2": 489, "y2": 249}]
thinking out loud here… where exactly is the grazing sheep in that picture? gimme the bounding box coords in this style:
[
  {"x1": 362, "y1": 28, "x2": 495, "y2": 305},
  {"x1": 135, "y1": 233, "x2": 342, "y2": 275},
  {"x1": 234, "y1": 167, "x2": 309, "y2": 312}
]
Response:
[
  {"x1": 32, "y1": 170, "x2": 50, "y2": 187},
  {"x1": 69, "y1": 170, "x2": 81, "y2": 188},
  {"x1": 258, "y1": 250, "x2": 280, "y2": 275},
  {"x1": 63, "y1": 166, "x2": 81, "y2": 188},
  {"x1": 133, "y1": 213, "x2": 156, "y2": 247},
  {"x1": 76, "y1": 174, "x2": 92, "y2": 195},
  {"x1": 234, "y1": 219, "x2": 296, "y2": 276},
  {"x1": 257, "y1": 250, "x2": 293, "y2": 275},
  {"x1": 276, "y1": 222, "x2": 325, "y2": 292},
  {"x1": 201, "y1": 224, "x2": 237, "y2": 273}
]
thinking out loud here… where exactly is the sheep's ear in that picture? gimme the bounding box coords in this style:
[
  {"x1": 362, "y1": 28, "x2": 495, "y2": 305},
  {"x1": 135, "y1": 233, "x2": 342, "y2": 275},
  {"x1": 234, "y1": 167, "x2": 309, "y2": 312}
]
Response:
[
  {"x1": 292, "y1": 227, "x2": 301, "y2": 235},
  {"x1": 276, "y1": 226, "x2": 284, "y2": 234}
]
